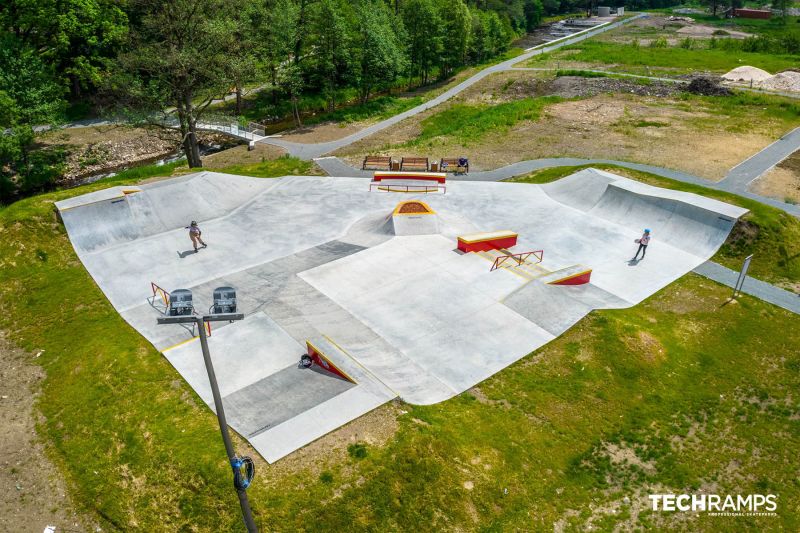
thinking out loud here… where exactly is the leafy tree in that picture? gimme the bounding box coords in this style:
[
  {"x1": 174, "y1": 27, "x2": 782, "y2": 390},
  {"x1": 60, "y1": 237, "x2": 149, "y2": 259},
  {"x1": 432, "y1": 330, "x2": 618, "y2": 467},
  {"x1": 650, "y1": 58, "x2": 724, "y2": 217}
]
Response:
[
  {"x1": 113, "y1": 0, "x2": 242, "y2": 168},
  {"x1": 0, "y1": 35, "x2": 67, "y2": 202},
  {"x1": 1, "y1": 0, "x2": 128, "y2": 98},
  {"x1": 264, "y1": 0, "x2": 306, "y2": 126},
  {"x1": 310, "y1": 0, "x2": 354, "y2": 112},
  {"x1": 438, "y1": 0, "x2": 472, "y2": 79},
  {"x1": 523, "y1": 0, "x2": 544, "y2": 32},
  {"x1": 0, "y1": 34, "x2": 66, "y2": 124},
  {"x1": 403, "y1": 0, "x2": 442, "y2": 85},
  {"x1": 354, "y1": 0, "x2": 408, "y2": 103}
]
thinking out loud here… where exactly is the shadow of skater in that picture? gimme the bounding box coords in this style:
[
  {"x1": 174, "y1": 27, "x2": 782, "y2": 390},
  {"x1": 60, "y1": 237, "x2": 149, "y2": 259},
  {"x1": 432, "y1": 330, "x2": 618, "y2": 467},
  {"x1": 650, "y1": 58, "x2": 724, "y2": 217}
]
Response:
[
  {"x1": 177, "y1": 249, "x2": 197, "y2": 258},
  {"x1": 627, "y1": 258, "x2": 641, "y2": 266}
]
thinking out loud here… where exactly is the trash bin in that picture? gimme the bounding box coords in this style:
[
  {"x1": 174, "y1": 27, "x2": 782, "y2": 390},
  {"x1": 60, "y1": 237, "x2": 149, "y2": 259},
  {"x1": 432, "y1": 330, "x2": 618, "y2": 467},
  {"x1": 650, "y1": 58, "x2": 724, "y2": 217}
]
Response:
[{"x1": 430, "y1": 162, "x2": 439, "y2": 172}]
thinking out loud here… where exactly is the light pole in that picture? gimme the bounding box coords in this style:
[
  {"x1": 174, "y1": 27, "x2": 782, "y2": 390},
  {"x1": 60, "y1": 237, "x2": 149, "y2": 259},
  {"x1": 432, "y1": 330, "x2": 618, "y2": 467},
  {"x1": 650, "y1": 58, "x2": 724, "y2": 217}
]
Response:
[{"x1": 157, "y1": 312, "x2": 259, "y2": 532}]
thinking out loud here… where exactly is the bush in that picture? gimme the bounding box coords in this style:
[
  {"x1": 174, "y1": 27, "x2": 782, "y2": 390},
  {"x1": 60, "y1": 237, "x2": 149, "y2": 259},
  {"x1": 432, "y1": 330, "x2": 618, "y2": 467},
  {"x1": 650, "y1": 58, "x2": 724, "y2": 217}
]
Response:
[{"x1": 649, "y1": 36, "x2": 668, "y2": 48}]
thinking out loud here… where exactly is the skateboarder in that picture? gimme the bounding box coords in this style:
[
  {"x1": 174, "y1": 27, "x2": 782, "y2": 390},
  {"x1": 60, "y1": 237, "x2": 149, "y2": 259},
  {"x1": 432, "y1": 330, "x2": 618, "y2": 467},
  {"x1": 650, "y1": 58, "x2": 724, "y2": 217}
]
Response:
[
  {"x1": 187, "y1": 221, "x2": 207, "y2": 252},
  {"x1": 633, "y1": 229, "x2": 651, "y2": 260}
]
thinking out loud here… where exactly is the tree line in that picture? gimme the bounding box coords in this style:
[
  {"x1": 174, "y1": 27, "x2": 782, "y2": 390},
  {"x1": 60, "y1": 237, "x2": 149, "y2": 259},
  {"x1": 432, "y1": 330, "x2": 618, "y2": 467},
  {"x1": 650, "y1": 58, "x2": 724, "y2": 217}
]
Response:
[{"x1": 3, "y1": 0, "x2": 657, "y2": 200}]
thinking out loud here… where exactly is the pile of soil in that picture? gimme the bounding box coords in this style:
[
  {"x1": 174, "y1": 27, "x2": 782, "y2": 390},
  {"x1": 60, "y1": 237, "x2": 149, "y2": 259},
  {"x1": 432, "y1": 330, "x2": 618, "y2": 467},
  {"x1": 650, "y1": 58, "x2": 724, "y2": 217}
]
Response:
[
  {"x1": 686, "y1": 76, "x2": 732, "y2": 96},
  {"x1": 722, "y1": 66, "x2": 772, "y2": 83},
  {"x1": 759, "y1": 71, "x2": 800, "y2": 92},
  {"x1": 548, "y1": 76, "x2": 681, "y2": 99}
]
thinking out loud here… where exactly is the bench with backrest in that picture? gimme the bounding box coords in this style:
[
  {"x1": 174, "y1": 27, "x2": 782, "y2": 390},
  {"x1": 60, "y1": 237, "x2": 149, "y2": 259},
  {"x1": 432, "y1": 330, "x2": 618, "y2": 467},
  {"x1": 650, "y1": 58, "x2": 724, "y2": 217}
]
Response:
[
  {"x1": 362, "y1": 155, "x2": 393, "y2": 170},
  {"x1": 440, "y1": 157, "x2": 469, "y2": 174},
  {"x1": 400, "y1": 157, "x2": 429, "y2": 172}
]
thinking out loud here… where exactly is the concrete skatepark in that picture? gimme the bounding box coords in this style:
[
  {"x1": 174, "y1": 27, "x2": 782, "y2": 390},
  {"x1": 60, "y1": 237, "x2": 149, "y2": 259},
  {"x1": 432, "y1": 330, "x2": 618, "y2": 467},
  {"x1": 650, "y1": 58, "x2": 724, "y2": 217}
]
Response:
[{"x1": 56, "y1": 169, "x2": 748, "y2": 462}]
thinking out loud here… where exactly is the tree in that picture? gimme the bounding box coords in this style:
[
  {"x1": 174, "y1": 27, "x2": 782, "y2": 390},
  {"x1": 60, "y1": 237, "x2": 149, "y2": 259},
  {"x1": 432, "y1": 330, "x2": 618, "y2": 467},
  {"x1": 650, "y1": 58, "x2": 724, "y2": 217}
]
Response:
[
  {"x1": 264, "y1": 0, "x2": 306, "y2": 126},
  {"x1": 113, "y1": 0, "x2": 242, "y2": 168},
  {"x1": 310, "y1": 0, "x2": 354, "y2": 112},
  {"x1": 403, "y1": 0, "x2": 442, "y2": 85},
  {"x1": 438, "y1": 0, "x2": 472, "y2": 79},
  {"x1": 1, "y1": 0, "x2": 128, "y2": 98},
  {"x1": 354, "y1": 0, "x2": 408, "y2": 103},
  {"x1": 523, "y1": 0, "x2": 544, "y2": 32},
  {"x1": 0, "y1": 35, "x2": 67, "y2": 202}
]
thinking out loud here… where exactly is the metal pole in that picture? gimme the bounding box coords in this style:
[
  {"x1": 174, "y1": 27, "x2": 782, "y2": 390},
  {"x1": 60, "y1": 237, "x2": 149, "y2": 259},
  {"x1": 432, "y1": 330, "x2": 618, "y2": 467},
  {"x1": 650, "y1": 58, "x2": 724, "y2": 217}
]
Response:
[
  {"x1": 732, "y1": 254, "x2": 753, "y2": 299},
  {"x1": 196, "y1": 316, "x2": 259, "y2": 533}
]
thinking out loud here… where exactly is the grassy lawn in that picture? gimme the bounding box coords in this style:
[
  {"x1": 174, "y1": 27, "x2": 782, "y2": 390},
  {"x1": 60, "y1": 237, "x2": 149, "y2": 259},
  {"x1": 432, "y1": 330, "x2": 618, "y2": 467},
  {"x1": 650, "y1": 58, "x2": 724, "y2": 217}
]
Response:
[
  {"x1": 206, "y1": 154, "x2": 317, "y2": 178},
  {"x1": 405, "y1": 96, "x2": 561, "y2": 147},
  {"x1": 527, "y1": 41, "x2": 800, "y2": 76},
  {"x1": 0, "y1": 160, "x2": 798, "y2": 530}
]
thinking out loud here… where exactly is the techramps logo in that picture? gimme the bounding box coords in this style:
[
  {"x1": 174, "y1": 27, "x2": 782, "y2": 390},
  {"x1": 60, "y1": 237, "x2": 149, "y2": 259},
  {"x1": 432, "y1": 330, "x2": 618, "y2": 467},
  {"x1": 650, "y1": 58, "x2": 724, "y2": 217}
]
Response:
[{"x1": 648, "y1": 493, "x2": 778, "y2": 517}]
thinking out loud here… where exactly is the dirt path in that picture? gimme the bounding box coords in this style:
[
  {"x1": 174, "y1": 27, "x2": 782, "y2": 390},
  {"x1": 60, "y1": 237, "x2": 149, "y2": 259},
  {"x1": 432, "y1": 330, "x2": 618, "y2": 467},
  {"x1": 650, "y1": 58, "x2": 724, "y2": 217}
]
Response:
[{"x1": 0, "y1": 335, "x2": 95, "y2": 533}]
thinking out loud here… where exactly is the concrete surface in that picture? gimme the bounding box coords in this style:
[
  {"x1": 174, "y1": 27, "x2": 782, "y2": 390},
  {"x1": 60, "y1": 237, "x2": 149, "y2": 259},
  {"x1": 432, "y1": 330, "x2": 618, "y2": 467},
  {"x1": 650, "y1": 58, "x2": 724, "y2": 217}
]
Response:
[
  {"x1": 721, "y1": 126, "x2": 800, "y2": 192},
  {"x1": 57, "y1": 168, "x2": 748, "y2": 460}
]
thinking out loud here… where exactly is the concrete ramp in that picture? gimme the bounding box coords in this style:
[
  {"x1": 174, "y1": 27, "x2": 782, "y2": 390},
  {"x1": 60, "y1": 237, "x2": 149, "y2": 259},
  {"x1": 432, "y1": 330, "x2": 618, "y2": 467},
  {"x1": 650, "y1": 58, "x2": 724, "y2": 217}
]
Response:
[
  {"x1": 504, "y1": 281, "x2": 628, "y2": 336},
  {"x1": 540, "y1": 168, "x2": 615, "y2": 212},
  {"x1": 58, "y1": 172, "x2": 276, "y2": 253},
  {"x1": 391, "y1": 201, "x2": 440, "y2": 236},
  {"x1": 161, "y1": 312, "x2": 396, "y2": 463},
  {"x1": 588, "y1": 179, "x2": 745, "y2": 257}
]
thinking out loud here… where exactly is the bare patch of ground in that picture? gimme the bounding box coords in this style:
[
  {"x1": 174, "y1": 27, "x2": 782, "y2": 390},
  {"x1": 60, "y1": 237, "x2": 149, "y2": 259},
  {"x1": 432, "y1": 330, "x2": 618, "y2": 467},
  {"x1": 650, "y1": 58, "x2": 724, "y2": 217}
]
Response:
[
  {"x1": 0, "y1": 334, "x2": 95, "y2": 533},
  {"x1": 752, "y1": 149, "x2": 800, "y2": 204},
  {"x1": 278, "y1": 121, "x2": 364, "y2": 143},
  {"x1": 255, "y1": 401, "x2": 402, "y2": 487},
  {"x1": 38, "y1": 125, "x2": 237, "y2": 183},
  {"x1": 337, "y1": 87, "x2": 780, "y2": 180},
  {"x1": 462, "y1": 71, "x2": 680, "y2": 103},
  {"x1": 202, "y1": 143, "x2": 286, "y2": 168},
  {"x1": 676, "y1": 24, "x2": 752, "y2": 39}
]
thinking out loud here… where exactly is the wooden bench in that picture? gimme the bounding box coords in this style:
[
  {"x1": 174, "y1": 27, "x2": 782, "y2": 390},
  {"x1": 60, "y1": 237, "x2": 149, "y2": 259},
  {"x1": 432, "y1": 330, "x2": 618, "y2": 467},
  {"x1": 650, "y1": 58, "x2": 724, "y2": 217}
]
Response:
[
  {"x1": 439, "y1": 157, "x2": 469, "y2": 174},
  {"x1": 400, "y1": 157, "x2": 429, "y2": 172},
  {"x1": 362, "y1": 155, "x2": 393, "y2": 170}
]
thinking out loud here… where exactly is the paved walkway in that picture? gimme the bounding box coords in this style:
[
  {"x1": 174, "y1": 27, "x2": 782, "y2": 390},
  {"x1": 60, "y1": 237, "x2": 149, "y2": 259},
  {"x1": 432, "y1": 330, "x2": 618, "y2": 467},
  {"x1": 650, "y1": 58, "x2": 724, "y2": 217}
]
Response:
[
  {"x1": 719, "y1": 126, "x2": 800, "y2": 192},
  {"x1": 693, "y1": 261, "x2": 800, "y2": 314}
]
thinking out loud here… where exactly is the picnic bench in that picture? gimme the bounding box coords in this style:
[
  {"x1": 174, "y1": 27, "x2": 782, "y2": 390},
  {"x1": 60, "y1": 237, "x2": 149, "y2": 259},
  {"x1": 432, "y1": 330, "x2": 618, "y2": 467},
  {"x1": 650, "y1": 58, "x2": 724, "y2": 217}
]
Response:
[
  {"x1": 400, "y1": 157, "x2": 429, "y2": 172},
  {"x1": 439, "y1": 157, "x2": 469, "y2": 174},
  {"x1": 362, "y1": 155, "x2": 393, "y2": 170}
]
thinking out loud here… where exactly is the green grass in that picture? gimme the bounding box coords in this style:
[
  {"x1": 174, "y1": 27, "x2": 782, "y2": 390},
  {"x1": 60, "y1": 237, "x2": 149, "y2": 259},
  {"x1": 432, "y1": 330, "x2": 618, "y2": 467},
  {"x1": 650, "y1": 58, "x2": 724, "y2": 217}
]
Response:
[
  {"x1": 407, "y1": 96, "x2": 561, "y2": 147},
  {"x1": 551, "y1": 41, "x2": 799, "y2": 74},
  {"x1": 211, "y1": 155, "x2": 315, "y2": 178},
  {"x1": 510, "y1": 164, "x2": 800, "y2": 286},
  {"x1": 686, "y1": 13, "x2": 800, "y2": 37},
  {"x1": 0, "y1": 155, "x2": 798, "y2": 530}
]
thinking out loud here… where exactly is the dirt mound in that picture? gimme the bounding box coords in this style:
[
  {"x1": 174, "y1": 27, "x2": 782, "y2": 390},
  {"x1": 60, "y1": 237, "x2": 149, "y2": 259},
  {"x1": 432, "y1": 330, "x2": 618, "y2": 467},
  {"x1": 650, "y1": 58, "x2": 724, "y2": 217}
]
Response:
[
  {"x1": 678, "y1": 25, "x2": 752, "y2": 39},
  {"x1": 549, "y1": 76, "x2": 680, "y2": 99},
  {"x1": 722, "y1": 66, "x2": 772, "y2": 83},
  {"x1": 686, "y1": 76, "x2": 732, "y2": 96},
  {"x1": 759, "y1": 71, "x2": 800, "y2": 92}
]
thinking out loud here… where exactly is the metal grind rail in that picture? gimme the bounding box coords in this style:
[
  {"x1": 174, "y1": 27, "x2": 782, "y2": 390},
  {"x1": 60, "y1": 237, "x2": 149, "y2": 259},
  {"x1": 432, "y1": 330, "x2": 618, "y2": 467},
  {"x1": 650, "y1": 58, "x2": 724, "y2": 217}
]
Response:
[{"x1": 490, "y1": 250, "x2": 544, "y2": 272}]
